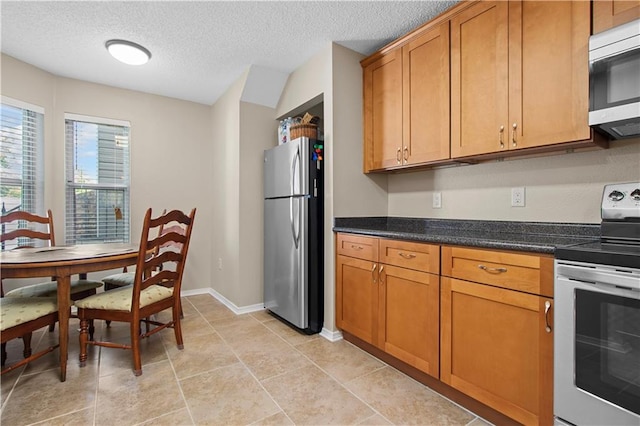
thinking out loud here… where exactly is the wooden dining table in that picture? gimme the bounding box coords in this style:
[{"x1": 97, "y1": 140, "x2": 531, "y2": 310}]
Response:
[{"x1": 0, "y1": 243, "x2": 139, "y2": 381}]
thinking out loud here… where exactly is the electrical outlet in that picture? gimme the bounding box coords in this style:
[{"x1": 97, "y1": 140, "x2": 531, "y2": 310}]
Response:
[
  {"x1": 218, "y1": 258, "x2": 223, "y2": 270},
  {"x1": 511, "y1": 187, "x2": 526, "y2": 207},
  {"x1": 433, "y1": 192, "x2": 442, "y2": 209}
]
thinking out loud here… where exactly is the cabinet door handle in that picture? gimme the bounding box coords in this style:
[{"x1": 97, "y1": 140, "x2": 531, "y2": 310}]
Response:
[
  {"x1": 398, "y1": 252, "x2": 416, "y2": 259},
  {"x1": 544, "y1": 301, "x2": 552, "y2": 333},
  {"x1": 512, "y1": 123, "x2": 518, "y2": 147},
  {"x1": 403, "y1": 147, "x2": 408, "y2": 163},
  {"x1": 351, "y1": 244, "x2": 363, "y2": 250},
  {"x1": 372, "y1": 264, "x2": 377, "y2": 283},
  {"x1": 396, "y1": 148, "x2": 401, "y2": 164},
  {"x1": 499, "y1": 125, "x2": 505, "y2": 148},
  {"x1": 379, "y1": 265, "x2": 385, "y2": 284},
  {"x1": 478, "y1": 264, "x2": 507, "y2": 273}
]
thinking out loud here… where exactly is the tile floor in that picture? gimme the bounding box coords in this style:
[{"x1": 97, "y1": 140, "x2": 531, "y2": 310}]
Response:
[{"x1": 1, "y1": 294, "x2": 490, "y2": 426}]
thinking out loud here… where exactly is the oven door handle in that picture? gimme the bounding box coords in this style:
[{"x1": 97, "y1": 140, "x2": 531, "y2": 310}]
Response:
[{"x1": 556, "y1": 263, "x2": 640, "y2": 292}]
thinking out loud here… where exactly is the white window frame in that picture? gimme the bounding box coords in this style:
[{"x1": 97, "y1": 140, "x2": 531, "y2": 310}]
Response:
[
  {"x1": 1, "y1": 96, "x2": 45, "y2": 216},
  {"x1": 64, "y1": 113, "x2": 131, "y2": 245}
]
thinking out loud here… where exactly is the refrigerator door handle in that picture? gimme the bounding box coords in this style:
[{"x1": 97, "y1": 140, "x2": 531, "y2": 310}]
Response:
[
  {"x1": 290, "y1": 197, "x2": 300, "y2": 249},
  {"x1": 291, "y1": 145, "x2": 300, "y2": 195}
]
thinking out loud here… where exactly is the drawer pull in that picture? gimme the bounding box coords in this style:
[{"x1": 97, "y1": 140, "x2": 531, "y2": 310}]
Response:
[
  {"x1": 478, "y1": 264, "x2": 507, "y2": 273},
  {"x1": 398, "y1": 252, "x2": 416, "y2": 259},
  {"x1": 351, "y1": 245, "x2": 364, "y2": 250},
  {"x1": 544, "y1": 301, "x2": 552, "y2": 333}
]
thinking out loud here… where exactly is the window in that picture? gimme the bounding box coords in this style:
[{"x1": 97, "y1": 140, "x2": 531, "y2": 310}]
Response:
[
  {"x1": 65, "y1": 114, "x2": 130, "y2": 244},
  {"x1": 1, "y1": 97, "x2": 45, "y2": 245}
]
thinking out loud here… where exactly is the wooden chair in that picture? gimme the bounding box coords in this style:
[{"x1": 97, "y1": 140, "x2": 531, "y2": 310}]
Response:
[
  {"x1": 1, "y1": 210, "x2": 104, "y2": 299},
  {"x1": 76, "y1": 208, "x2": 196, "y2": 376},
  {"x1": 1, "y1": 297, "x2": 59, "y2": 375}
]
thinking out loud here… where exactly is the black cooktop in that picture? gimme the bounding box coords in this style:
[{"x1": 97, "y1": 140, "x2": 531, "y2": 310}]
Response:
[{"x1": 555, "y1": 240, "x2": 640, "y2": 269}]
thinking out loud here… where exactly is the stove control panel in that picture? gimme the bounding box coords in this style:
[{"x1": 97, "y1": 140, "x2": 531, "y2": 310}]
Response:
[{"x1": 602, "y1": 182, "x2": 640, "y2": 220}]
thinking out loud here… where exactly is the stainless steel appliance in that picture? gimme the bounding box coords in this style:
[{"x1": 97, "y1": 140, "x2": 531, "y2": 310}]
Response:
[
  {"x1": 555, "y1": 182, "x2": 640, "y2": 425},
  {"x1": 263, "y1": 136, "x2": 323, "y2": 334},
  {"x1": 589, "y1": 19, "x2": 640, "y2": 139}
]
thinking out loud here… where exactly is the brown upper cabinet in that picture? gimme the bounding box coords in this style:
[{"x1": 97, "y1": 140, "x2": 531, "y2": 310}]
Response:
[
  {"x1": 593, "y1": 0, "x2": 640, "y2": 34},
  {"x1": 451, "y1": 1, "x2": 592, "y2": 158},
  {"x1": 363, "y1": 21, "x2": 450, "y2": 172},
  {"x1": 362, "y1": 0, "x2": 607, "y2": 172}
]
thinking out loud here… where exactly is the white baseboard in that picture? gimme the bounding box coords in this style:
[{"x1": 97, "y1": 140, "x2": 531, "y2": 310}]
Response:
[{"x1": 320, "y1": 328, "x2": 343, "y2": 342}]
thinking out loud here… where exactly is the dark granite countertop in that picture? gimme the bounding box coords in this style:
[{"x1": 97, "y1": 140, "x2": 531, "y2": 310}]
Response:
[{"x1": 333, "y1": 217, "x2": 601, "y2": 254}]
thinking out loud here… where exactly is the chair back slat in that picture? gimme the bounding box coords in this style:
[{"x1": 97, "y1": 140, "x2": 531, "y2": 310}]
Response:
[
  {"x1": 131, "y1": 208, "x2": 196, "y2": 311},
  {"x1": 1, "y1": 209, "x2": 56, "y2": 249}
]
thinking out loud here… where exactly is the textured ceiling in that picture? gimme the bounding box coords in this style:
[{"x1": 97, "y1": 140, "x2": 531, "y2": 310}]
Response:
[{"x1": 1, "y1": 1, "x2": 459, "y2": 105}]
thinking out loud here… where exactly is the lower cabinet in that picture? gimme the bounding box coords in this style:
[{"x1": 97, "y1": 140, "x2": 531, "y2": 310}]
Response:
[
  {"x1": 335, "y1": 233, "x2": 440, "y2": 378},
  {"x1": 335, "y1": 233, "x2": 555, "y2": 425},
  {"x1": 440, "y1": 246, "x2": 554, "y2": 426}
]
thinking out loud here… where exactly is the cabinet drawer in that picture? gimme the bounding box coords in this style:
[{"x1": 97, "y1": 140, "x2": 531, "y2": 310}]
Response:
[
  {"x1": 336, "y1": 233, "x2": 378, "y2": 261},
  {"x1": 441, "y1": 246, "x2": 553, "y2": 296},
  {"x1": 379, "y1": 239, "x2": 439, "y2": 274}
]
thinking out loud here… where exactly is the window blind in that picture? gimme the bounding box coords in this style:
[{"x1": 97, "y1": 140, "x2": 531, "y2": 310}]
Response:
[
  {"x1": 1, "y1": 100, "x2": 44, "y2": 249},
  {"x1": 65, "y1": 116, "x2": 130, "y2": 244}
]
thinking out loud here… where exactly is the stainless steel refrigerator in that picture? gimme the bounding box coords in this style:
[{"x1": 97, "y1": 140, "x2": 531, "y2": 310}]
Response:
[{"x1": 263, "y1": 136, "x2": 323, "y2": 334}]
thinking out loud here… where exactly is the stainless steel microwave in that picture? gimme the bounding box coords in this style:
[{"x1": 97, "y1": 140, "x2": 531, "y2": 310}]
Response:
[{"x1": 589, "y1": 19, "x2": 640, "y2": 139}]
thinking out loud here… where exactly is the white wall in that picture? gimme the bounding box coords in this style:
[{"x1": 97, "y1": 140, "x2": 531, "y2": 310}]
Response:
[
  {"x1": 387, "y1": 140, "x2": 640, "y2": 223},
  {"x1": 1, "y1": 54, "x2": 212, "y2": 292}
]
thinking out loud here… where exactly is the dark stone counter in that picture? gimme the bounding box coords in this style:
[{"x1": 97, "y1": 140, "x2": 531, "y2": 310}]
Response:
[{"x1": 333, "y1": 217, "x2": 600, "y2": 254}]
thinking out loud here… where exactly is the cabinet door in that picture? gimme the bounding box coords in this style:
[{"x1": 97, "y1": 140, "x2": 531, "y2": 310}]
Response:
[
  {"x1": 508, "y1": 0, "x2": 591, "y2": 150},
  {"x1": 440, "y1": 277, "x2": 553, "y2": 426},
  {"x1": 593, "y1": 0, "x2": 640, "y2": 34},
  {"x1": 451, "y1": 1, "x2": 509, "y2": 158},
  {"x1": 402, "y1": 21, "x2": 450, "y2": 165},
  {"x1": 379, "y1": 265, "x2": 440, "y2": 378},
  {"x1": 363, "y1": 49, "x2": 403, "y2": 172},
  {"x1": 336, "y1": 255, "x2": 379, "y2": 344}
]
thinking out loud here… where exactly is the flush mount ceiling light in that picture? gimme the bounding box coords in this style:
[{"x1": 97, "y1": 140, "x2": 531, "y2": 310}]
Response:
[{"x1": 105, "y1": 39, "x2": 151, "y2": 65}]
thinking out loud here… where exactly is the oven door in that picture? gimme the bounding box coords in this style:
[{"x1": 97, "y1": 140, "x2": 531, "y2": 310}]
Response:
[{"x1": 555, "y1": 261, "x2": 640, "y2": 426}]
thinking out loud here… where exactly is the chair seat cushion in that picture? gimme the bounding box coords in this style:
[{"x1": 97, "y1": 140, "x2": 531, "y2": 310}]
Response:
[
  {"x1": 102, "y1": 272, "x2": 135, "y2": 287},
  {"x1": 5, "y1": 279, "x2": 103, "y2": 298},
  {"x1": 0, "y1": 297, "x2": 58, "y2": 331},
  {"x1": 74, "y1": 285, "x2": 173, "y2": 311}
]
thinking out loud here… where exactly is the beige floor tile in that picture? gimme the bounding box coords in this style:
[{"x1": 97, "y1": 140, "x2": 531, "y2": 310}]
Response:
[
  {"x1": 263, "y1": 318, "x2": 320, "y2": 346},
  {"x1": 97, "y1": 333, "x2": 168, "y2": 377},
  {"x1": 174, "y1": 311, "x2": 216, "y2": 338},
  {"x1": 358, "y1": 413, "x2": 393, "y2": 425},
  {"x1": 95, "y1": 360, "x2": 186, "y2": 426},
  {"x1": 0, "y1": 361, "x2": 98, "y2": 426},
  {"x1": 250, "y1": 411, "x2": 295, "y2": 425},
  {"x1": 235, "y1": 336, "x2": 313, "y2": 380},
  {"x1": 262, "y1": 364, "x2": 374, "y2": 425},
  {"x1": 296, "y1": 338, "x2": 385, "y2": 383},
  {"x1": 468, "y1": 416, "x2": 493, "y2": 426},
  {"x1": 31, "y1": 407, "x2": 95, "y2": 425},
  {"x1": 180, "y1": 362, "x2": 279, "y2": 425},
  {"x1": 345, "y1": 366, "x2": 475, "y2": 425},
  {"x1": 184, "y1": 294, "x2": 221, "y2": 311},
  {"x1": 213, "y1": 315, "x2": 274, "y2": 349},
  {"x1": 165, "y1": 331, "x2": 239, "y2": 379},
  {"x1": 199, "y1": 303, "x2": 238, "y2": 323},
  {"x1": 249, "y1": 309, "x2": 276, "y2": 323},
  {"x1": 137, "y1": 408, "x2": 194, "y2": 426}
]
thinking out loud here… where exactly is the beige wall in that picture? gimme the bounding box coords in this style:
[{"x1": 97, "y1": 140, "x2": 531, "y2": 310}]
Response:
[
  {"x1": 238, "y1": 101, "x2": 279, "y2": 306},
  {"x1": 210, "y1": 72, "x2": 245, "y2": 304},
  {"x1": 1, "y1": 54, "x2": 212, "y2": 292},
  {"x1": 387, "y1": 140, "x2": 640, "y2": 223}
]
